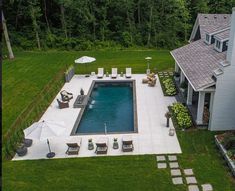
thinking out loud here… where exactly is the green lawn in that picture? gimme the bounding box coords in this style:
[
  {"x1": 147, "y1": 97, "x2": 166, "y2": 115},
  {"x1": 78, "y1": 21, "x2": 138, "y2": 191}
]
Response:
[
  {"x1": 3, "y1": 131, "x2": 235, "y2": 191},
  {"x1": 2, "y1": 50, "x2": 173, "y2": 135},
  {"x1": 3, "y1": 50, "x2": 235, "y2": 191}
]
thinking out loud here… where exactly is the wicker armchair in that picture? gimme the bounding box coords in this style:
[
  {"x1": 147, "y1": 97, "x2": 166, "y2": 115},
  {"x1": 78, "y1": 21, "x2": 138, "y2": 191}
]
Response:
[
  {"x1": 60, "y1": 90, "x2": 73, "y2": 101},
  {"x1": 57, "y1": 99, "x2": 69, "y2": 109}
]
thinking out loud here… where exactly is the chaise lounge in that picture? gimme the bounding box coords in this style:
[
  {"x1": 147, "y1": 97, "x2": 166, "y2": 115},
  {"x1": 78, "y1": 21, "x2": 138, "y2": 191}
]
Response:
[
  {"x1": 111, "y1": 68, "x2": 118, "y2": 78},
  {"x1": 122, "y1": 136, "x2": 134, "y2": 152},
  {"x1": 66, "y1": 137, "x2": 82, "y2": 155},
  {"x1": 97, "y1": 68, "x2": 104, "y2": 78},
  {"x1": 125, "y1": 68, "x2": 132, "y2": 78},
  {"x1": 95, "y1": 137, "x2": 109, "y2": 154}
]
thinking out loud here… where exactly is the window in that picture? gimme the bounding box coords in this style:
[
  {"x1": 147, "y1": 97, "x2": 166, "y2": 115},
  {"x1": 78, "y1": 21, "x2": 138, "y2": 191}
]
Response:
[
  {"x1": 216, "y1": 40, "x2": 221, "y2": 49},
  {"x1": 206, "y1": 34, "x2": 210, "y2": 42}
]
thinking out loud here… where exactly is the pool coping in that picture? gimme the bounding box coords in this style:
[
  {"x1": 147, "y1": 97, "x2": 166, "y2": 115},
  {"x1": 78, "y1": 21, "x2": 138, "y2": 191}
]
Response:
[{"x1": 70, "y1": 79, "x2": 138, "y2": 136}]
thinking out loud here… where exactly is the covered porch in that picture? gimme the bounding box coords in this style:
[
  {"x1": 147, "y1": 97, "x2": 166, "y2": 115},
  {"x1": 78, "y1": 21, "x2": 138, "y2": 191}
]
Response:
[{"x1": 174, "y1": 63, "x2": 215, "y2": 127}]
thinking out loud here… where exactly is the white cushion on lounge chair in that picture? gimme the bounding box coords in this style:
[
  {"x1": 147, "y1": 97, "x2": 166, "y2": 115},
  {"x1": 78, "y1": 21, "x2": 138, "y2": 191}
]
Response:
[
  {"x1": 125, "y1": 68, "x2": 132, "y2": 78},
  {"x1": 96, "y1": 137, "x2": 109, "y2": 145},
  {"x1": 97, "y1": 68, "x2": 104, "y2": 78},
  {"x1": 111, "y1": 68, "x2": 118, "y2": 78},
  {"x1": 122, "y1": 135, "x2": 132, "y2": 142},
  {"x1": 67, "y1": 137, "x2": 82, "y2": 147}
]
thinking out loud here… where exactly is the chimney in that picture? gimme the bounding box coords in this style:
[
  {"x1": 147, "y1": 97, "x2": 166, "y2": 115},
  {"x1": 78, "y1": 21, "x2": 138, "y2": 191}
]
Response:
[{"x1": 227, "y1": 7, "x2": 235, "y2": 64}]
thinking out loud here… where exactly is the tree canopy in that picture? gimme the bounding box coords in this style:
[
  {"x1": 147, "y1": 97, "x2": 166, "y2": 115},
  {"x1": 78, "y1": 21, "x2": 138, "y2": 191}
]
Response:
[{"x1": 3, "y1": 0, "x2": 235, "y2": 50}]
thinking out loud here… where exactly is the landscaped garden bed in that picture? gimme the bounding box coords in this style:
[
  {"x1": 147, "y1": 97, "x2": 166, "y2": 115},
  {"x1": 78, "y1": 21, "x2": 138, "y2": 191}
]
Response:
[
  {"x1": 215, "y1": 132, "x2": 235, "y2": 177},
  {"x1": 158, "y1": 72, "x2": 177, "y2": 96},
  {"x1": 168, "y1": 102, "x2": 193, "y2": 130}
]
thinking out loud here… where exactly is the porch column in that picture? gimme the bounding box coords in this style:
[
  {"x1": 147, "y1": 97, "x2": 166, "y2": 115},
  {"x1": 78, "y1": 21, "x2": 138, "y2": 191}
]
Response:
[
  {"x1": 209, "y1": 92, "x2": 215, "y2": 112},
  {"x1": 180, "y1": 70, "x2": 185, "y2": 84},
  {"x1": 175, "y1": 62, "x2": 179, "y2": 72},
  {"x1": 196, "y1": 91, "x2": 205, "y2": 124},
  {"x1": 187, "y1": 83, "x2": 193, "y2": 105}
]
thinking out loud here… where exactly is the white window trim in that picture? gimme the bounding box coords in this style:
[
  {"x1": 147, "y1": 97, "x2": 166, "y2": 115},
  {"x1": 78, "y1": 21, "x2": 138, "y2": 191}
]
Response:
[{"x1": 204, "y1": 34, "x2": 211, "y2": 44}]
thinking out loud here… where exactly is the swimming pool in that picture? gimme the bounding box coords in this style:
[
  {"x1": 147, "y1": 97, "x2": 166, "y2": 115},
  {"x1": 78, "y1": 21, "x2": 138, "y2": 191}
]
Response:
[{"x1": 71, "y1": 80, "x2": 137, "y2": 135}]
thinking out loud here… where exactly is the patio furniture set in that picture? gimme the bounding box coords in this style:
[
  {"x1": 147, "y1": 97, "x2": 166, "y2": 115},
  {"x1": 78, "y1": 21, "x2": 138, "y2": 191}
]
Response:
[
  {"x1": 65, "y1": 136, "x2": 134, "y2": 155},
  {"x1": 57, "y1": 90, "x2": 73, "y2": 109},
  {"x1": 16, "y1": 138, "x2": 33, "y2": 156},
  {"x1": 142, "y1": 73, "x2": 157, "y2": 87}
]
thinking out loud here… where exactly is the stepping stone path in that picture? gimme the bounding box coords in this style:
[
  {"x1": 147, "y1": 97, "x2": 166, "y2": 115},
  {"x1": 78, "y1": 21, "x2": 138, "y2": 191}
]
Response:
[
  {"x1": 188, "y1": 185, "x2": 200, "y2": 191},
  {"x1": 172, "y1": 177, "x2": 183, "y2": 185},
  {"x1": 186, "y1": 177, "x2": 197, "y2": 184},
  {"x1": 169, "y1": 162, "x2": 179, "y2": 168},
  {"x1": 157, "y1": 163, "x2": 167, "y2": 169},
  {"x1": 201, "y1": 184, "x2": 213, "y2": 191},
  {"x1": 156, "y1": 155, "x2": 166, "y2": 162},
  {"x1": 156, "y1": 154, "x2": 213, "y2": 190},
  {"x1": 170, "y1": 169, "x2": 181, "y2": 176},
  {"x1": 168, "y1": 155, "x2": 177, "y2": 161},
  {"x1": 184, "y1": 169, "x2": 194, "y2": 176}
]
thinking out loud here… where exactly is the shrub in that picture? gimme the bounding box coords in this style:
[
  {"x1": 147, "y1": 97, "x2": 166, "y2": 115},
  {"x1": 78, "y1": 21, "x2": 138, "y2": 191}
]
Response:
[
  {"x1": 162, "y1": 78, "x2": 176, "y2": 96},
  {"x1": 171, "y1": 102, "x2": 192, "y2": 129}
]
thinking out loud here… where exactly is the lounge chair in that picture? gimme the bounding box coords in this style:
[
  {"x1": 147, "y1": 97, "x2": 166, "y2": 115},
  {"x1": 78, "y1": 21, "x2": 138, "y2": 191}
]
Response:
[
  {"x1": 122, "y1": 136, "x2": 134, "y2": 152},
  {"x1": 66, "y1": 138, "x2": 82, "y2": 155},
  {"x1": 97, "y1": 68, "x2": 104, "y2": 78},
  {"x1": 57, "y1": 99, "x2": 69, "y2": 109},
  {"x1": 95, "y1": 137, "x2": 108, "y2": 154},
  {"x1": 125, "y1": 68, "x2": 132, "y2": 78},
  {"x1": 111, "y1": 68, "x2": 118, "y2": 78},
  {"x1": 60, "y1": 90, "x2": 73, "y2": 101}
]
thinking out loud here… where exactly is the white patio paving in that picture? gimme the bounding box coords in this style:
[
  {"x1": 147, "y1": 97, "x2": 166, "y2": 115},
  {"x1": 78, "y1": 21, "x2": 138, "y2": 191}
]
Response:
[{"x1": 13, "y1": 74, "x2": 182, "y2": 160}]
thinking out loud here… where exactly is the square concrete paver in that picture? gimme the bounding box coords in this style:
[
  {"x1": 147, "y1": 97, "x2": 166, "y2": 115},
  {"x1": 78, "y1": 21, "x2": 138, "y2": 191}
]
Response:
[
  {"x1": 172, "y1": 177, "x2": 183, "y2": 185},
  {"x1": 168, "y1": 155, "x2": 177, "y2": 161},
  {"x1": 188, "y1": 185, "x2": 200, "y2": 191},
  {"x1": 170, "y1": 169, "x2": 181, "y2": 176},
  {"x1": 184, "y1": 169, "x2": 194, "y2": 176},
  {"x1": 201, "y1": 184, "x2": 213, "y2": 191},
  {"x1": 169, "y1": 162, "x2": 179, "y2": 168},
  {"x1": 157, "y1": 163, "x2": 167, "y2": 169},
  {"x1": 156, "y1": 155, "x2": 166, "y2": 162},
  {"x1": 186, "y1": 177, "x2": 197, "y2": 184}
]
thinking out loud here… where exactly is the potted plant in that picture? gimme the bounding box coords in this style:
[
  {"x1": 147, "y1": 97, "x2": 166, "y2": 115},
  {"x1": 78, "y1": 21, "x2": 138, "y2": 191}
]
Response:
[
  {"x1": 113, "y1": 138, "x2": 119, "y2": 149},
  {"x1": 165, "y1": 112, "x2": 171, "y2": 127},
  {"x1": 180, "y1": 81, "x2": 187, "y2": 93},
  {"x1": 106, "y1": 71, "x2": 109, "y2": 77},
  {"x1": 173, "y1": 72, "x2": 180, "y2": 81},
  {"x1": 88, "y1": 138, "x2": 94, "y2": 150},
  {"x1": 80, "y1": 88, "x2": 84, "y2": 95}
]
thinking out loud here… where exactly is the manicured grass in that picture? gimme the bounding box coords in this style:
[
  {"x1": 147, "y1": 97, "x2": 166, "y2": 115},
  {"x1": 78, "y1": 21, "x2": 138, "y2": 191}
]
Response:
[
  {"x1": 2, "y1": 50, "x2": 173, "y2": 135},
  {"x1": 3, "y1": 130, "x2": 235, "y2": 191},
  {"x1": 3, "y1": 50, "x2": 235, "y2": 191}
]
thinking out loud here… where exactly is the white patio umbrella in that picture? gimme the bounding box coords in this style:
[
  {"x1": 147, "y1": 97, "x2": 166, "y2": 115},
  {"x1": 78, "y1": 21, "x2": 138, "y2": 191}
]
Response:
[
  {"x1": 75, "y1": 56, "x2": 96, "y2": 77},
  {"x1": 23, "y1": 120, "x2": 66, "y2": 158}
]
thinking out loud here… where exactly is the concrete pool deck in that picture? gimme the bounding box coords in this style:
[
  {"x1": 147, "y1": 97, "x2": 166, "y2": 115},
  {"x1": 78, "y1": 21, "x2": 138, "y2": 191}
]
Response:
[{"x1": 13, "y1": 74, "x2": 182, "y2": 160}]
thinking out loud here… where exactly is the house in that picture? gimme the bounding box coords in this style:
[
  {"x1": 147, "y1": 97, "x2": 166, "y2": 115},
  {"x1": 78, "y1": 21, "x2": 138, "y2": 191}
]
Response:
[{"x1": 170, "y1": 8, "x2": 235, "y2": 131}]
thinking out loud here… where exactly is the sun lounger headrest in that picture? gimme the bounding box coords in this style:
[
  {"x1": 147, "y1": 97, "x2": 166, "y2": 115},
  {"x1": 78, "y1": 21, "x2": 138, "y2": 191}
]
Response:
[
  {"x1": 122, "y1": 136, "x2": 133, "y2": 145},
  {"x1": 67, "y1": 143, "x2": 79, "y2": 148}
]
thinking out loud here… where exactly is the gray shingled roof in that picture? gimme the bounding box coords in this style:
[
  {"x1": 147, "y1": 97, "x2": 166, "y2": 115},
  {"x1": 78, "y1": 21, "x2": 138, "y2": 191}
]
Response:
[
  {"x1": 214, "y1": 29, "x2": 230, "y2": 40},
  {"x1": 198, "y1": 14, "x2": 231, "y2": 38},
  {"x1": 171, "y1": 40, "x2": 226, "y2": 90}
]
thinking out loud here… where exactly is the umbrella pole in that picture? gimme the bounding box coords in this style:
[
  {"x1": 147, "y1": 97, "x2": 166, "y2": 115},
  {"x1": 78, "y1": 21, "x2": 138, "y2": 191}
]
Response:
[
  {"x1": 85, "y1": 63, "x2": 90, "y2": 77},
  {"x1": 46, "y1": 139, "x2": 55, "y2": 158}
]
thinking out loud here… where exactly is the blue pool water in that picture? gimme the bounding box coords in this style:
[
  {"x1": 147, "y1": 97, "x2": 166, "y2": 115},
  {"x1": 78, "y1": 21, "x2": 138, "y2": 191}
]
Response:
[{"x1": 75, "y1": 82, "x2": 134, "y2": 134}]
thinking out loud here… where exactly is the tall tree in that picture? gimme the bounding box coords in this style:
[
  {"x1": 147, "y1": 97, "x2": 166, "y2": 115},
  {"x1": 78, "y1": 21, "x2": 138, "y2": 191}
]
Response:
[
  {"x1": 28, "y1": 0, "x2": 41, "y2": 49},
  {"x1": 2, "y1": 11, "x2": 14, "y2": 59}
]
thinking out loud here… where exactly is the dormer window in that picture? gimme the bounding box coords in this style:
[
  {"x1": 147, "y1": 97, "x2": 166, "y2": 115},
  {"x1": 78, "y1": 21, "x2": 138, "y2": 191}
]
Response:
[
  {"x1": 214, "y1": 39, "x2": 222, "y2": 52},
  {"x1": 205, "y1": 33, "x2": 211, "y2": 44},
  {"x1": 216, "y1": 40, "x2": 221, "y2": 49}
]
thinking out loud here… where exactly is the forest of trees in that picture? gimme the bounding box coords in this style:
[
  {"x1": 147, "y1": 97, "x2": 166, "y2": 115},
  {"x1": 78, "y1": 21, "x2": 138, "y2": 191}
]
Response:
[{"x1": 3, "y1": 0, "x2": 235, "y2": 50}]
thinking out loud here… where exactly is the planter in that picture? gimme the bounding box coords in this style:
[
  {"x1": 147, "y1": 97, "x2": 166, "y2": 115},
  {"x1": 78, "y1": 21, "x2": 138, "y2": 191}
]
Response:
[
  {"x1": 65, "y1": 67, "x2": 75, "y2": 82},
  {"x1": 215, "y1": 135, "x2": 235, "y2": 177}
]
